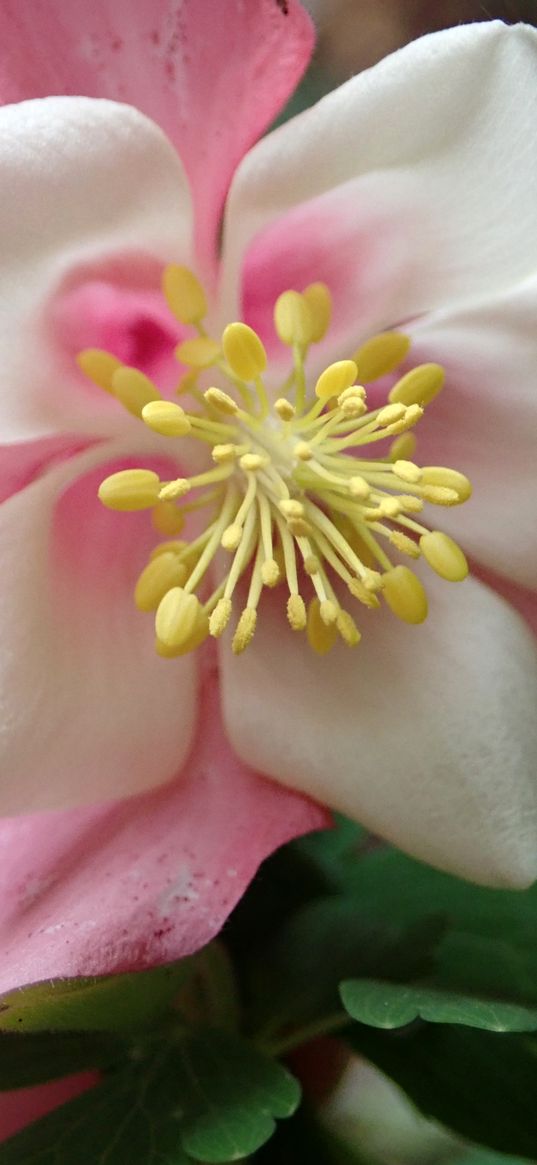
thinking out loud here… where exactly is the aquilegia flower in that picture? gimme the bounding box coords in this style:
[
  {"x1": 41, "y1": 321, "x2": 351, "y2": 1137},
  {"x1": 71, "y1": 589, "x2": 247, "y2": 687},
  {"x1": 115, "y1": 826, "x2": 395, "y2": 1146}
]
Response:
[{"x1": 0, "y1": 0, "x2": 535, "y2": 995}]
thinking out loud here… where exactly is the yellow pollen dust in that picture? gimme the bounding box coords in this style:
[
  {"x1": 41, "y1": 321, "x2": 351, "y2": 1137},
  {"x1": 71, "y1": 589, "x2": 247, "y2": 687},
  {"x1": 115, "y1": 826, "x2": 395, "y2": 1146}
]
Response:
[{"x1": 82, "y1": 265, "x2": 472, "y2": 659}]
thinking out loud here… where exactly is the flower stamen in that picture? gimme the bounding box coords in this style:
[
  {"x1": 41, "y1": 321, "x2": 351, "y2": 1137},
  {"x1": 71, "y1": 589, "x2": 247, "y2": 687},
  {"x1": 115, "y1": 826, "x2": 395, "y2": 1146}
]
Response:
[{"x1": 83, "y1": 266, "x2": 472, "y2": 658}]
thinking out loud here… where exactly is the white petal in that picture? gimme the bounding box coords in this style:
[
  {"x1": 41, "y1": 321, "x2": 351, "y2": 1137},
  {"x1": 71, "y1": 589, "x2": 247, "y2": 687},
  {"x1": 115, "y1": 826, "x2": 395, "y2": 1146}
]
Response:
[
  {"x1": 221, "y1": 22, "x2": 537, "y2": 329},
  {"x1": 221, "y1": 575, "x2": 537, "y2": 887},
  {"x1": 0, "y1": 96, "x2": 192, "y2": 443},
  {"x1": 407, "y1": 275, "x2": 537, "y2": 588},
  {"x1": 0, "y1": 443, "x2": 197, "y2": 813}
]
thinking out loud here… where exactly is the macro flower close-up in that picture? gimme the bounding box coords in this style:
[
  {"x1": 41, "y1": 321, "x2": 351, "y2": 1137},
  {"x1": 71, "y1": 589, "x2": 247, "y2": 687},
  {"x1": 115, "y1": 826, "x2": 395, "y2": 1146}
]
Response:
[{"x1": 0, "y1": 0, "x2": 536, "y2": 1013}]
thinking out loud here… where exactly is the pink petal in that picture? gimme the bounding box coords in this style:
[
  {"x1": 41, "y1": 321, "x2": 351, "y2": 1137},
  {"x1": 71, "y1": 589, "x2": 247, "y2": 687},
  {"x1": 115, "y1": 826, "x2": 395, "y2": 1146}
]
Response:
[
  {"x1": 0, "y1": 1075, "x2": 97, "y2": 1143},
  {"x1": 0, "y1": 0, "x2": 314, "y2": 275},
  {"x1": 220, "y1": 576, "x2": 537, "y2": 888},
  {"x1": 0, "y1": 669, "x2": 326, "y2": 993},
  {"x1": 0, "y1": 96, "x2": 192, "y2": 445},
  {"x1": 53, "y1": 258, "x2": 183, "y2": 396},
  {"x1": 0, "y1": 444, "x2": 199, "y2": 813},
  {"x1": 406, "y1": 276, "x2": 537, "y2": 590}
]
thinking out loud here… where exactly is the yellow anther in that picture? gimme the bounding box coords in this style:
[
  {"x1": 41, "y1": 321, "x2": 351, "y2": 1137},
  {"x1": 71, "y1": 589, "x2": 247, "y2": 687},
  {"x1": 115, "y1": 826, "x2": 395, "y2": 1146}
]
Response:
[
  {"x1": 287, "y1": 593, "x2": 307, "y2": 631},
  {"x1": 176, "y1": 337, "x2": 221, "y2": 368},
  {"x1": 336, "y1": 609, "x2": 361, "y2": 647},
  {"x1": 158, "y1": 478, "x2": 190, "y2": 500},
  {"x1": 209, "y1": 596, "x2": 233, "y2": 638},
  {"x1": 304, "y1": 555, "x2": 321, "y2": 576},
  {"x1": 339, "y1": 385, "x2": 366, "y2": 403},
  {"x1": 294, "y1": 441, "x2": 313, "y2": 461},
  {"x1": 77, "y1": 348, "x2": 122, "y2": 393},
  {"x1": 393, "y1": 459, "x2": 422, "y2": 484},
  {"x1": 303, "y1": 282, "x2": 332, "y2": 342},
  {"x1": 141, "y1": 400, "x2": 191, "y2": 437},
  {"x1": 162, "y1": 265, "x2": 207, "y2": 325},
  {"x1": 232, "y1": 607, "x2": 257, "y2": 654},
  {"x1": 222, "y1": 322, "x2": 267, "y2": 381},
  {"x1": 98, "y1": 469, "x2": 161, "y2": 512},
  {"x1": 134, "y1": 553, "x2": 188, "y2": 612},
  {"x1": 280, "y1": 499, "x2": 305, "y2": 519},
  {"x1": 352, "y1": 331, "x2": 411, "y2": 383},
  {"x1": 421, "y1": 467, "x2": 472, "y2": 503},
  {"x1": 212, "y1": 444, "x2": 239, "y2": 464},
  {"x1": 204, "y1": 387, "x2": 239, "y2": 415},
  {"x1": 261, "y1": 559, "x2": 281, "y2": 587},
  {"x1": 389, "y1": 531, "x2": 421, "y2": 559},
  {"x1": 390, "y1": 433, "x2": 417, "y2": 461},
  {"x1": 379, "y1": 496, "x2": 401, "y2": 518},
  {"x1": 155, "y1": 587, "x2": 204, "y2": 650},
  {"x1": 149, "y1": 540, "x2": 187, "y2": 559},
  {"x1": 274, "y1": 398, "x2": 296, "y2": 421},
  {"x1": 420, "y1": 531, "x2": 469, "y2": 582},
  {"x1": 339, "y1": 394, "x2": 367, "y2": 419},
  {"x1": 320, "y1": 599, "x2": 338, "y2": 626},
  {"x1": 349, "y1": 476, "x2": 370, "y2": 499},
  {"x1": 307, "y1": 598, "x2": 338, "y2": 655},
  {"x1": 348, "y1": 577, "x2": 381, "y2": 609},
  {"x1": 111, "y1": 367, "x2": 161, "y2": 417},
  {"x1": 221, "y1": 523, "x2": 243, "y2": 552},
  {"x1": 152, "y1": 501, "x2": 186, "y2": 536},
  {"x1": 156, "y1": 604, "x2": 209, "y2": 657},
  {"x1": 315, "y1": 360, "x2": 358, "y2": 401},
  {"x1": 377, "y1": 402, "x2": 406, "y2": 427},
  {"x1": 239, "y1": 453, "x2": 268, "y2": 472},
  {"x1": 421, "y1": 485, "x2": 460, "y2": 506},
  {"x1": 397, "y1": 495, "x2": 424, "y2": 513},
  {"x1": 389, "y1": 363, "x2": 445, "y2": 407},
  {"x1": 274, "y1": 290, "x2": 313, "y2": 347},
  {"x1": 383, "y1": 566, "x2": 428, "y2": 624},
  {"x1": 386, "y1": 404, "x2": 423, "y2": 435}
]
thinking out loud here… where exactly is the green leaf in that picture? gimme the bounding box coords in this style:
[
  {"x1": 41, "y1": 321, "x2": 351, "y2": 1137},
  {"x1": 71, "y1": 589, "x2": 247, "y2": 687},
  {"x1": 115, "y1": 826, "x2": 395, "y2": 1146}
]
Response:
[
  {"x1": 345, "y1": 1023, "x2": 537, "y2": 1158},
  {"x1": 179, "y1": 1031, "x2": 300, "y2": 1162},
  {"x1": 297, "y1": 820, "x2": 537, "y2": 1010},
  {"x1": 0, "y1": 1051, "x2": 188, "y2": 1165},
  {"x1": 0, "y1": 1031, "x2": 300, "y2": 1164},
  {"x1": 248, "y1": 896, "x2": 444, "y2": 1034},
  {"x1": 340, "y1": 979, "x2": 537, "y2": 1033},
  {"x1": 0, "y1": 1030, "x2": 124, "y2": 1089}
]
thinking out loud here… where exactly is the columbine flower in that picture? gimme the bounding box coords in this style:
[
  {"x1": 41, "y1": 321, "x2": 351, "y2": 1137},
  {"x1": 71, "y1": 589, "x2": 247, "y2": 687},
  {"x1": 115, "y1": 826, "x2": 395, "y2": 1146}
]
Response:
[{"x1": 0, "y1": 0, "x2": 535, "y2": 1002}]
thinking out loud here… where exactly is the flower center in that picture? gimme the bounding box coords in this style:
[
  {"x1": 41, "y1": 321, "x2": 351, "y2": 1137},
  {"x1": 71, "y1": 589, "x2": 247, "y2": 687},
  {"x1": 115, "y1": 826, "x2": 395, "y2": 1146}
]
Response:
[{"x1": 79, "y1": 266, "x2": 471, "y2": 658}]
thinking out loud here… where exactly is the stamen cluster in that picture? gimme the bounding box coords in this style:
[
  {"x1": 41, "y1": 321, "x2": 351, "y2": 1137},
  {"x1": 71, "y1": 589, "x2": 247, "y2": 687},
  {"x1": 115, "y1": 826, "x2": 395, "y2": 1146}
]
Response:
[{"x1": 79, "y1": 266, "x2": 471, "y2": 658}]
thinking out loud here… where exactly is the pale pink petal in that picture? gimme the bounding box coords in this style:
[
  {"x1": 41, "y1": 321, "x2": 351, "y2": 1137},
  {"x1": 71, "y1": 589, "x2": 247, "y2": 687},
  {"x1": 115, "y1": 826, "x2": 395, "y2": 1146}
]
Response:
[
  {"x1": 405, "y1": 277, "x2": 537, "y2": 590},
  {"x1": 242, "y1": 178, "x2": 411, "y2": 368},
  {"x1": 0, "y1": 435, "x2": 95, "y2": 505},
  {"x1": 0, "y1": 444, "x2": 199, "y2": 814},
  {"x1": 0, "y1": 670, "x2": 326, "y2": 993},
  {"x1": 0, "y1": 97, "x2": 192, "y2": 444},
  {"x1": 221, "y1": 575, "x2": 537, "y2": 888},
  {"x1": 0, "y1": 0, "x2": 314, "y2": 274},
  {"x1": 222, "y1": 23, "x2": 537, "y2": 334},
  {"x1": 474, "y1": 568, "x2": 537, "y2": 639}
]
